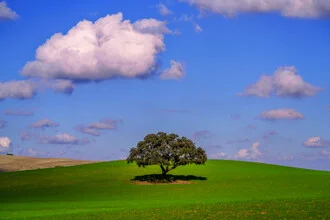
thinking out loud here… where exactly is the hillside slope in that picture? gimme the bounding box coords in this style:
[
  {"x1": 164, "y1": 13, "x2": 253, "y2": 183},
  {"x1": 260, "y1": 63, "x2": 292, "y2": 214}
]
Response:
[{"x1": 0, "y1": 160, "x2": 329, "y2": 219}]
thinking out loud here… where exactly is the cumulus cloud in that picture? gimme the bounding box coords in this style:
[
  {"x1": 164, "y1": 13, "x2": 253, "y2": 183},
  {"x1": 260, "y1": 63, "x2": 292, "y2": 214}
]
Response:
[
  {"x1": 157, "y1": 4, "x2": 172, "y2": 16},
  {"x1": 0, "y1": 136, "x2": 11, "y2": 148},
  {"x1": 233, "y1": 141, "x2": 262, "y2": 159},
  {"x1": 0, "y1": 80, "x2": 37, "y2": 101},
  {"x1": 240, "y1": 66, "x2": 322, "y2": 98},
  {"x1": 76, "y1": 119, "x2": 121, "y2": 136},
  {"x1": 191, "y1": 130, "x2": 213, "y2": 141},
  {"x1": 30, "y1": 119, "x2": 59, "y2": 129},
  {"x1": 0, "y1": 1, "x2": 18, "y2": 20},
  {"x1": 0, "y1": 136, "x2": 11, "y2": 153},
  {"x1": 21, "y1": 13, "x2": 173, "y2": 82},
  {"x1": 4, "y1": 109, "x2": 34, "y2": 116},
  {"x1": 0, "y1": 120, "x2": 7, "y2": 129},
  {"x1": 160, "y1": 60, "x2": 185, "y2": 80},
  {"x1": 259, "y1": 108, "x2": 304, "y2": 120},
  {"x1": 179, "y1": 0, "x2": 330, "y2": 18},
  {"x1": 39, "y1": 133, "x2": 89, "y2": 145},
  {"x1": 45, "y1": 79, "x2": 75, "y2": 94},
  {"x1": 304, "y1": 136, "x2": 330, "y2": 148}
]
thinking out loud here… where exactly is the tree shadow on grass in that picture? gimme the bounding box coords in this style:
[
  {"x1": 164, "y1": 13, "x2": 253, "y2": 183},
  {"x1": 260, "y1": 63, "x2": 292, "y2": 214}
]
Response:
[{"x1": 131, "y1": 174, "x2": 207, "y2": 183}]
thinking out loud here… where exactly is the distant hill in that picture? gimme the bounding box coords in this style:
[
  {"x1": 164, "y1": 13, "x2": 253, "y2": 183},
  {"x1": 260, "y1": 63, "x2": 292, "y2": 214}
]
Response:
[{"x1": 0, "y1": 155, "x2": 100, "y2": 172}]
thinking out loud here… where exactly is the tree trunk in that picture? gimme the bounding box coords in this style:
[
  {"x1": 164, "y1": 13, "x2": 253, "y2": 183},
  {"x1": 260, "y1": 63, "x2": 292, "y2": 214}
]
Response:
[{"x1": 160, "y1": 164, "x2": 168, "y2": 176}]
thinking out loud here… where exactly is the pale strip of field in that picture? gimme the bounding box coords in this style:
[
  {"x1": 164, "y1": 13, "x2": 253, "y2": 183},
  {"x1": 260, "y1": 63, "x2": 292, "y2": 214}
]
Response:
[{"x1": 0, "y1": 155, "x2": 100, "y2": 172}]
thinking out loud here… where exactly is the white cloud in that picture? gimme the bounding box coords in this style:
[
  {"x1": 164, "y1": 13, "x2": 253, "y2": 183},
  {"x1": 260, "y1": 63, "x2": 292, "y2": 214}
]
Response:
[
  {"x1": 160, "y1": 60, "x2": 185, "y2": 80},
  {"x1": 30, "y1": 119, "x2": 59, "y2": 129},
  {"x1": 240, "y1": 66, "x2": 321, "y2": 98},
  {"x1": 39, "y1": 133, "x2": 89, "y2": 145},
  {"x1": 0, "y1": 136, "x2": 11, "y2": 148},
  {"x1": 76, "y1": 119, "x2": 121, "y2": 136},
  {"x1": 259, "y1": 108, "x2": 304, "y2": 120},
  {"x1": 209, "y1": 152, "x2": 227, "y2": 159},
  {"x1": 304, "y1": 136, "x2": 330, "y2": 148},
  {"x1": 233, "y1": 141, "x2": 262, "y2": 159},
  {"x1": 21, "y1": 13, "x2": 172, "y2": 82},
  {"x1": 0, "y1": 80, "x2": 37, "y2": 101},
  {"x1": 157, "y1": 4, "x2": 172, "y2": 16},
  {"x1": 0, "y1": 1, "x2": 18, "y2": 20},
  {"x1": 194, "y1": 23, "x2": 203, "y2": 32},
  {"x1": 180, "y1": 0, "x2": 330, "y2": 18}
]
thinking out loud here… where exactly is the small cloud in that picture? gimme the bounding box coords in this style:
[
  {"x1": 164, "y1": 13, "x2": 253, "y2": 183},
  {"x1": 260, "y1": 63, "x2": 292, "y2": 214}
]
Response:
[
  {"x1": 38, "y1": 133, "x2": 89, "y2": 145},
  {"x1": 157, "y1": 4, "x2": 172, "y2": 16},
  {"x1": 209, "y1": 152, "x2": 227, "y2": 159},
  {"x1": 0, "y1": 136, "x2": 11, "y2": 148},
  {"x1": 0, "y1": 136, "x2": 11, "y2": 153},
  {"x1": 226, "y1": 138, "x2": 251, "y2": 144},
  {"x1": 0, "y1": 120, "x2": 7, "y2": 129},
  {"x1": 233, "y1": 141, "x2": 262, "y2": 160},
  {"x1": 304, "y1": 136, "x2": 330, "y2": 148},
  {"x1": 160, "y1": 60, "x2": 185, "y2": 80},
  {"x1": 76, "y1": 119, "x2": 122, "y2": 137},
  {"x1": 0, "y1": 1, "x2": 19, "y2": 20},
  {"x1": 240, "y1": 66, "x2": 322, "y2": 99},
  {"x1": 191, "y1": 130, "x2": 213, "y2": 141},
  {"x1": 278, "y1": 154, "x2": 294, "y2": 161},
  {"x1": 259, "y1": 108, "x2": 304, "y2": 120},
  {"x1": 30, "y1": 119, "x2": 59, "y2": 129},
  {"x1": 4, "y1": 109, "x2": 34, "y2": 116},
  {"x1": 194, "y1": 22, "x2": 202, "y2": 32},
  {"x1": 0, "y1": 80, "x2": 37, "y2": 101}
]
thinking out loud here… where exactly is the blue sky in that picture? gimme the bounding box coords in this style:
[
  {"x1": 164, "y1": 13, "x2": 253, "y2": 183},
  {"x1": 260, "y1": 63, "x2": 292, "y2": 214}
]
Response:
[{"x1": 0, "y1": 0, "x2": 329, "y2": 170}]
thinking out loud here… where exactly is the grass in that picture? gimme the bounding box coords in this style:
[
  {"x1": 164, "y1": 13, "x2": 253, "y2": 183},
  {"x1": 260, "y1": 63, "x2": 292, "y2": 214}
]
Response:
[{"x1": 0, "y1": 160, "x2": 329, "y2": 219}]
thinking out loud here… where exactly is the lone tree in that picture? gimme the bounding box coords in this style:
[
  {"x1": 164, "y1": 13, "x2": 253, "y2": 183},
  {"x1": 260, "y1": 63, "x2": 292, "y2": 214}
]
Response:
[{"x1": 127, "y1": 132, "x2": 207, "y2": 175}]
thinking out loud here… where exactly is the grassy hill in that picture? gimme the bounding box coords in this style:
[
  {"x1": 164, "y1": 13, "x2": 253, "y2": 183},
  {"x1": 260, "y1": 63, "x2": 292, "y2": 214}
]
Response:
[{"x1": 0, "y1": 160, "x2": 329, "y2": 219}]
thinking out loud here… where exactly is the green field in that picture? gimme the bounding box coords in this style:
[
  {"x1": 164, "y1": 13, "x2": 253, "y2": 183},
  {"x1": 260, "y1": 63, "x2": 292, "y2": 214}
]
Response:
[{"x1": 0, "y1": 160, "x2": 329, "y2": 219}]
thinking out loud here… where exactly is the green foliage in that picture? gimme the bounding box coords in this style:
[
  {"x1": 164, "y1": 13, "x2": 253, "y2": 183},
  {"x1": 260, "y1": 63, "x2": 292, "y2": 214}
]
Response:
[
  {"x1": 127, "y1": 132, "x2": 207, "y2": 175},
  {"x1": 6, "y1": 153, "x2": 14, "y2": 156},
  {"x1": 0, "y1": 160, "x2": 329, "y2": 219}
]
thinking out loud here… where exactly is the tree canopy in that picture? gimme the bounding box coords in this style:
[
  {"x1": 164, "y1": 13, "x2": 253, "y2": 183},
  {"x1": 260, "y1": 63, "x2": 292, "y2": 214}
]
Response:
[{"x1": 127, "y1": 132, "x2": 207, "y2": 175}]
